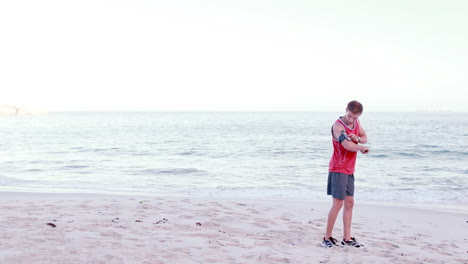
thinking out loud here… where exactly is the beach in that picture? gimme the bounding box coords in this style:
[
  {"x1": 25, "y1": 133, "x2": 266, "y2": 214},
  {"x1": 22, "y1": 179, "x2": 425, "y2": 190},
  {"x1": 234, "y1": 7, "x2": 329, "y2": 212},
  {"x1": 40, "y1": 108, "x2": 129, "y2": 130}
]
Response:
[
  {"x1": 1, "y1": 192, "x2": 466, "y2": 264},
  {"x1": 2, "y1": 0, "x2": 467, "y2": 261}
]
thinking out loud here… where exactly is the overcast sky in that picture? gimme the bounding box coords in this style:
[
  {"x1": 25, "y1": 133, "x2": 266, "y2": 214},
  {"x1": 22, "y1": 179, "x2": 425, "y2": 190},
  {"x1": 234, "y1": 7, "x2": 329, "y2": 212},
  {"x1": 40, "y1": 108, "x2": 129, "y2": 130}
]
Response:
[{"x1": 1, "y1": 0, "x2": 467, "y2": 112}]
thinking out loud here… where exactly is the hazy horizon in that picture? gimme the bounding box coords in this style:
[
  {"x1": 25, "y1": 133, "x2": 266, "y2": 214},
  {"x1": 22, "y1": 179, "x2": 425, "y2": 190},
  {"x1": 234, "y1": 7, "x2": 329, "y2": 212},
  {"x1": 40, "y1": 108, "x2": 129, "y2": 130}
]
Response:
[{"x1": 3, "y1": 108, "x2": 466, "y2": 114}]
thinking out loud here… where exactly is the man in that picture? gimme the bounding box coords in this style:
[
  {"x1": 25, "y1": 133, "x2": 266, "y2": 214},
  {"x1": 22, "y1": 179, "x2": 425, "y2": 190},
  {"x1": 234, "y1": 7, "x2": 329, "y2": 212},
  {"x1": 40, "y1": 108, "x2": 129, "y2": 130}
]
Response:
[{"x1": 321, "y1": 100, "x2": 369, "y2": 248}]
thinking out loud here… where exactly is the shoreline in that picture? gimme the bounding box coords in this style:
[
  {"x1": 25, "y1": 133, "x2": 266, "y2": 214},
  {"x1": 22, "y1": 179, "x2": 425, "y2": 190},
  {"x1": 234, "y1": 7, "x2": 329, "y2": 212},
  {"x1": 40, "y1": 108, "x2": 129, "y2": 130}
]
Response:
[
  {"x1": 1, "y1": 190, "x2": 467, "y2": 214},
  {"x1": 1, "y1": 191, "x2": 467, "y2": 263}
]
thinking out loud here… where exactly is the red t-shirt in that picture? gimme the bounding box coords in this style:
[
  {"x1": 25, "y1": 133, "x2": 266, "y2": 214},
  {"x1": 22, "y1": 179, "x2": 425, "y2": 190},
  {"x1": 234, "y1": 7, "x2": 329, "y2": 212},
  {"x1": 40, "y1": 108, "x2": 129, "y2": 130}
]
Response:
[{"x1": 328, "y1": 117, "x2": 360, "y2": 174}]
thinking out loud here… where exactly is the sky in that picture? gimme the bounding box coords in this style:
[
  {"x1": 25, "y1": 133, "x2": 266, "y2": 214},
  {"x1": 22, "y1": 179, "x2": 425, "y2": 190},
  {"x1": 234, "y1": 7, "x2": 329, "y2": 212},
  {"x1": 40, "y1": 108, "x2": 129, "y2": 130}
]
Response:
[{"x1": 1, "y1": 0, "x2": 467, "y2": 112}]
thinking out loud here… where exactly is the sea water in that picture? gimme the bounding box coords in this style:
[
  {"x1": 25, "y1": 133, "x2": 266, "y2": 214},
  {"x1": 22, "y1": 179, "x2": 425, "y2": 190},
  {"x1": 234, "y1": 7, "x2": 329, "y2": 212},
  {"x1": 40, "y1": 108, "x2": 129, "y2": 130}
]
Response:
[{"x1": 0, "y1": 112, "x2": 467, "y2": 209}]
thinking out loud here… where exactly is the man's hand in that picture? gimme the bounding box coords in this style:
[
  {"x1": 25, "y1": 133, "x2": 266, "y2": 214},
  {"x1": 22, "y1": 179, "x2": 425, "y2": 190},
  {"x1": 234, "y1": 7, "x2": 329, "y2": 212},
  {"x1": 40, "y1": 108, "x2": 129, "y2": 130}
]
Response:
[
  {"x1": 349, "y1": 134, "x2": 360, "y2": 144},
  {"x1": 360, "y1": 146, "x2": 369, "y2": 154}
]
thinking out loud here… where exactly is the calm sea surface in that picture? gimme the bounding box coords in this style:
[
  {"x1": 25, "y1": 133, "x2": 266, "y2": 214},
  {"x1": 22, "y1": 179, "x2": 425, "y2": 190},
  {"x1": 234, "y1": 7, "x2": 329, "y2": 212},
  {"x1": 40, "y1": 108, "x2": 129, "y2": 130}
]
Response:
[{"x1": 1, "y1": 112, "x2": 467, "y2": 209}]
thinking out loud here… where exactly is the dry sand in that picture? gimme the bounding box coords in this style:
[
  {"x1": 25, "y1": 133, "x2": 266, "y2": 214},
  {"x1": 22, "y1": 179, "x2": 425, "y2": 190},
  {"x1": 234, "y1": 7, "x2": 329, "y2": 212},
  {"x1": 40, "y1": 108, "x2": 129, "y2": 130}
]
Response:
[{"x1": 0, "y1": 192, "x2": 466, "y2": 264}]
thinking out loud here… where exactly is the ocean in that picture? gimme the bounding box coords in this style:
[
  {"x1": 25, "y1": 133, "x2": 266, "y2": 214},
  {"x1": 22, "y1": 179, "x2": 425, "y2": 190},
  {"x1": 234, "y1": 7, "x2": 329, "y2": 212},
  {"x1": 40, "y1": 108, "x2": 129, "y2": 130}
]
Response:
[{"x1": 1, "y1": 112, "x2": 467, "y2": 211}]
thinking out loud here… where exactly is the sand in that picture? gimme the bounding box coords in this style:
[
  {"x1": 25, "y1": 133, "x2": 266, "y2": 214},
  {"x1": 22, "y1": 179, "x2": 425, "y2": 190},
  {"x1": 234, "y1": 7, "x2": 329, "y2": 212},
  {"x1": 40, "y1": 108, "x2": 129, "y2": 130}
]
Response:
[{"x1": 0, "y1": 192, "x2": 466, "y2": 264}]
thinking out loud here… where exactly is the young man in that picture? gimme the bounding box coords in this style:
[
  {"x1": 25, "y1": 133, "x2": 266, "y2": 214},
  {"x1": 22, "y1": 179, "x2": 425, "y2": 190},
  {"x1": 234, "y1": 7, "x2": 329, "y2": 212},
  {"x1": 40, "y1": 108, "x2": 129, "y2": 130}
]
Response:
[{"x1": 322, "y1": 100, "x2": 369, "y2": 248}]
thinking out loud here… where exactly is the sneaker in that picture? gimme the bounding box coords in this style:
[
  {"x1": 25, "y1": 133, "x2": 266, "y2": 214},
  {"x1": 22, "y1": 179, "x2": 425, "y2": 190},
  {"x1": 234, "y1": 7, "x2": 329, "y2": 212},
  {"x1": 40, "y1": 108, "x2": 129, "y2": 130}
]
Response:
[
  {"x1": 341, "y1": 237, "x2": 364, "y2": 248},
  {"x1": 321, "y1": 237, "x2": 338, "y2": 248}
]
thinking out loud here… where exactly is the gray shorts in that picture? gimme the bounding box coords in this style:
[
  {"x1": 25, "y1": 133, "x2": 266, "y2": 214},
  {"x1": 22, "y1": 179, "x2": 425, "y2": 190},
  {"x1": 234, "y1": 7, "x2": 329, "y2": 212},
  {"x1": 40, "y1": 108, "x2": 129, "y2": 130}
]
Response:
[{"x1": 327, "y1": 172, "x2": 354, "y2": 200}]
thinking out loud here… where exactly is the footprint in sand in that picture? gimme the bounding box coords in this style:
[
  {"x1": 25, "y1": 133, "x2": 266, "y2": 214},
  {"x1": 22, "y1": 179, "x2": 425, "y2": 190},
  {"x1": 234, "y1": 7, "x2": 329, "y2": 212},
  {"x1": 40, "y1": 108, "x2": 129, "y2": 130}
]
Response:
[
  {"x1": 247, "y1": 208, "x2": 260, "y2": 214},
  {"x1": 179, "y1": 215, "x2": 194, "y2": 219},
  {"x1": 250, "y1": 222, "x2": 269, "y2": 228},
  {"x1": 100, "y1": 230, "x2": 123, "y2": 238}
]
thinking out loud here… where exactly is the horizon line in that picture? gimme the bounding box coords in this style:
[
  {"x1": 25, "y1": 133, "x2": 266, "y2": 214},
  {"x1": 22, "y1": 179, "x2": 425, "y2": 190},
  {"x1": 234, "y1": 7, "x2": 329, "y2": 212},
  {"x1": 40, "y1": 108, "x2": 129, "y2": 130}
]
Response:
[{"x1": 44, "y1": 110, "x2": 468, "y2": 113}]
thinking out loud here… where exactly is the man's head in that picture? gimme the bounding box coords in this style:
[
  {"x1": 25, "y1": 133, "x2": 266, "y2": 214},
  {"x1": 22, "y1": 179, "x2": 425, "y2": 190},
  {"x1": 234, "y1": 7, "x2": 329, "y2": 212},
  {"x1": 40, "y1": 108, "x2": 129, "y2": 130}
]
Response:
[
  {"x1": 343, "y1": 100, "x2": 363, "y2": 126},
  {"x1": 346, "y1": 100, "x2": 363, "y2": 114}
]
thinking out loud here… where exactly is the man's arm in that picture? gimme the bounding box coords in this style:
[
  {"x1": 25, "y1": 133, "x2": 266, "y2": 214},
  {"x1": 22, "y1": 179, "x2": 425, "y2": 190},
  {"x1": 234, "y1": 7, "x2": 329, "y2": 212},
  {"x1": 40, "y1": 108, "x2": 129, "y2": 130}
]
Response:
[
  {"x1": 332, "y1": 123, "x2": 369, "y2": 153},
  {"x1": 347, "y1": 120, "x2": 367, "y2": 144},
  {"x1": 357, "y1": 121, "x2": 367, "y2": 144}
]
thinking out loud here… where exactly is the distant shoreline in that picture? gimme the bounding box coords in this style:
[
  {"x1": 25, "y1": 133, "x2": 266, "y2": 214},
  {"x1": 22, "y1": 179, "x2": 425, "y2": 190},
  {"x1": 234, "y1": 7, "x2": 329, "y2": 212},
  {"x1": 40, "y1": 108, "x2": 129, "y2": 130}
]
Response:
[{"x1": 19, "y1": 110, "x2": 468, "y2": 114}]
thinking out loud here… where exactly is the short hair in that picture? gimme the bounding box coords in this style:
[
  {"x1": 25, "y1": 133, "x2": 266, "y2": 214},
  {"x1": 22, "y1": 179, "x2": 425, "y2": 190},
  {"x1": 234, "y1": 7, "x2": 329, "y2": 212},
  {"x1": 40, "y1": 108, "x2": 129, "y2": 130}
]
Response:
[{"x1": 347, "y1": 100, "x2": 363, "y2": 114}]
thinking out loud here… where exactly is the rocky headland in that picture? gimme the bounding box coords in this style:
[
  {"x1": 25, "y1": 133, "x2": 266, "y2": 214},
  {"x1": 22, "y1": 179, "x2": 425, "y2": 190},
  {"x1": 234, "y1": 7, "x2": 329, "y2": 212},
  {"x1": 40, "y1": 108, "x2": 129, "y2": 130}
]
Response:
[{"x1": 0, "y1": 104, "x2": 48, "y2": 115}]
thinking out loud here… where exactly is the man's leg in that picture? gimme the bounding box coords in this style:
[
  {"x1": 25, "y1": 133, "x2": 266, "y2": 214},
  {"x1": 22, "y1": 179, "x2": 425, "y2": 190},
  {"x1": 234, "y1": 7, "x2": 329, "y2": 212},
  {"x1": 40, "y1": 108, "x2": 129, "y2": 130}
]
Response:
[
  {"x1": 325, "y1": 198, "x2": 344, "y2": 238},
  {"x1": 343, "y1": 195, "x2": 354, "y2": 240}
]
